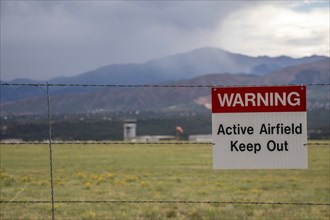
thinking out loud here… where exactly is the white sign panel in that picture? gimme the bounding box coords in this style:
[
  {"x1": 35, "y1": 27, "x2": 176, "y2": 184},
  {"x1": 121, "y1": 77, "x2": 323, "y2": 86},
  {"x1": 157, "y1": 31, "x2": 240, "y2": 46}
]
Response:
[{"x1": 212, "y1": 86, "x2": 307, "y2": 169}]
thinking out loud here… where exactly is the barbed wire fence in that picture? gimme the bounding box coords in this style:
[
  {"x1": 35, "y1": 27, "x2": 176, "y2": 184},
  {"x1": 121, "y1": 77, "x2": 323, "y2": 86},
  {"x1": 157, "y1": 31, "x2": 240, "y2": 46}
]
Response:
[
  {"x1": 2, "y1": 82, "x2": 330, "y2": 87},
  {"x1": 1, "y1": 83, "x2": 330, "y2": 220}
]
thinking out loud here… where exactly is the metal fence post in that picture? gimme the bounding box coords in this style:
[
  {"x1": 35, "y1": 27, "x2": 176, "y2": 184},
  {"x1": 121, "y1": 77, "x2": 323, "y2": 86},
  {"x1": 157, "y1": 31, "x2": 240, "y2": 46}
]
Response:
[{"x1": 47, "y1": 82, "x2": 55, "y2": 220}]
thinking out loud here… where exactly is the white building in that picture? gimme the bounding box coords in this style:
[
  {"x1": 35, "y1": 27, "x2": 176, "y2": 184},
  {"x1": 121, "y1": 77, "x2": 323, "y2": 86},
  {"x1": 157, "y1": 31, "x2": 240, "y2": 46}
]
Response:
[
  {"x1": 134, "y1": 135, "x2": 176, "y2": 142},
  {"x1": 123, "y1": 120, "x2": 137, "y2": 141},
  {"x1": 188, "y1": 134, "x2": 212, "y2": 142}
]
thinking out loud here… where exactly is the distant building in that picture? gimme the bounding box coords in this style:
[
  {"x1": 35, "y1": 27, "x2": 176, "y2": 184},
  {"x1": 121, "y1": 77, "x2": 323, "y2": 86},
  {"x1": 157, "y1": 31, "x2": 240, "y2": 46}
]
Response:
[
  {"x1": 135, "y1": 135, "x2": 176, "y2": 142},
  {"x1": 189, "y1": 134, "x2": 212, "y2": 142},
  {"x1": 0, "y1": 139, "x2": 23, "y2": 144},
  {"x1": 123, "y1": 120, "x2": 137, "y2": 141}
]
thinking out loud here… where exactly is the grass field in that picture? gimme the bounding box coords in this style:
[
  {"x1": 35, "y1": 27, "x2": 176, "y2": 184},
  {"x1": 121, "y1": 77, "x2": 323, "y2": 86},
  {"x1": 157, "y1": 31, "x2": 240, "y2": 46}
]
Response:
[{"x1": 0, "y1": 141, "x2": 329, "y2": 219}]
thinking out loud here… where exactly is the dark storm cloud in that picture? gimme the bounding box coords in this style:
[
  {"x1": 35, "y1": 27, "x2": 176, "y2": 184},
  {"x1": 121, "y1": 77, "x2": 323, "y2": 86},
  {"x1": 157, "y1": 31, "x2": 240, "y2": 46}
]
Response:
[
  {"x1": 2, "y1": 1, "x2": 328, "y2": 81},
  {"x1": 1, "y1": 1, "x2": 253, "y2": 80}
]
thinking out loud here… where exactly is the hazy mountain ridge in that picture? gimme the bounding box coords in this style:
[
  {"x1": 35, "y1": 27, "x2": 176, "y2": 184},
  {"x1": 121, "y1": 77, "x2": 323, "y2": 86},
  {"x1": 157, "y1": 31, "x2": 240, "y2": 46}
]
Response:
[
  {"x1": 1, "y1": 47, "x2": 327, "y2": 103},
  {"x1": 1, "y1": 58, "x2": 329, "y2": 115}
]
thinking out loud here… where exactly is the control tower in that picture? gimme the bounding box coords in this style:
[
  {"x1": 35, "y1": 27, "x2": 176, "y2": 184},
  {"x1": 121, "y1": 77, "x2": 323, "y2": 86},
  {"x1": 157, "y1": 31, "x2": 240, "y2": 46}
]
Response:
[{"x1": 123, "y1": 120, "x2": 136, "y2": 141}]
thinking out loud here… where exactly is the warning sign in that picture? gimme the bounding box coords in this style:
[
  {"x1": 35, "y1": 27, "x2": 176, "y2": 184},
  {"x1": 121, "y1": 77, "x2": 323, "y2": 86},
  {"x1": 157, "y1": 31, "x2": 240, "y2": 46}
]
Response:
[{"x1": 212, "y1": 86, "x2": 307, "y2": 169}]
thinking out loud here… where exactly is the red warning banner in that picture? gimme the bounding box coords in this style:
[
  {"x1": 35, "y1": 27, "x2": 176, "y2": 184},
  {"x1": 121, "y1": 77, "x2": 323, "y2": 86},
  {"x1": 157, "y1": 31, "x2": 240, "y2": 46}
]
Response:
[{"x1": 212, "y1": 86, "x2": 306, "y2": 113}]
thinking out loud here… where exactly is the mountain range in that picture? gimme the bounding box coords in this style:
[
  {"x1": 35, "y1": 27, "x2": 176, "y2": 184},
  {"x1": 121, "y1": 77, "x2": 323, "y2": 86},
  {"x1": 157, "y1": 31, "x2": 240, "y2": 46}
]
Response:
[
  {"x1": 1, "y1": 47, "x2": 329, "y2": 115},
  {"x1": 1, "y1": 47, "x2": 327, "y2": 102}
]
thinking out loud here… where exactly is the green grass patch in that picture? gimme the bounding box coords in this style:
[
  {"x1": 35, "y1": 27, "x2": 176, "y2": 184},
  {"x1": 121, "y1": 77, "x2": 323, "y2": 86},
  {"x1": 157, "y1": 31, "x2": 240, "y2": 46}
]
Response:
[{"x1": 1, "y1": 142, "x2": 329, "y2": 219}]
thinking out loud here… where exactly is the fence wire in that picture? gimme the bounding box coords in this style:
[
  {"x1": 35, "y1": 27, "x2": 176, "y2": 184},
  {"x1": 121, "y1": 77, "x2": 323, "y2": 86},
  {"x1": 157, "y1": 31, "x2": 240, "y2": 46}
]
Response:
[
  {"x1": 1, "y1": 141, "x2": 329, "y2": 146},
  {"x1": 1, "y1": 200, "x2": 329, "y2": 206},
  {"x1": 1, "y1": 82, "x2": 330, "y2": 88},
  {"x1": 1, "y1": 82, "x2": 330, "y2": 219}
]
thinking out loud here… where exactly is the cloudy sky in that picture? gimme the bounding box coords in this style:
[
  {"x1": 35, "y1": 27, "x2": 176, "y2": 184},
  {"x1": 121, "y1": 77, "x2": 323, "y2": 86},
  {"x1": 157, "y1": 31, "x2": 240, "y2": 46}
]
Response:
[{"x1": 1, "y1": 0, "x2": 329, "y2": 81}]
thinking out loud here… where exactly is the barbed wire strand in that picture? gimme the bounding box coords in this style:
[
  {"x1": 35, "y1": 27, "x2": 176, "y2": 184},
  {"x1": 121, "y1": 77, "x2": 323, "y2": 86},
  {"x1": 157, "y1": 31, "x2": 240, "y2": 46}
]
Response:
[
  {"x1": 0, "y1": 142, "x2": 212, "y2": 145},
  {"x1": 46, "y1": 83, "x2": 55, "y2": 220},
  {"x1": 1, "y1": 142, "x2": 328, "y2": 146},
  {"x1": 1, "y1": 82, "x2": 330, "y2": 88},
  {"x1": 0, "y1": 200, "x2": 329, "y2": 206}
]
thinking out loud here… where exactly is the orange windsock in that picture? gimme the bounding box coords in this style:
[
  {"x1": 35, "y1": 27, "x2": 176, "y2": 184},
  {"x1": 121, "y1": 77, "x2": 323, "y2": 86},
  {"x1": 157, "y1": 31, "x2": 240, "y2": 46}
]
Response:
[{"x1": 176, "y1": 126, "x2": 184, "y2": 134}]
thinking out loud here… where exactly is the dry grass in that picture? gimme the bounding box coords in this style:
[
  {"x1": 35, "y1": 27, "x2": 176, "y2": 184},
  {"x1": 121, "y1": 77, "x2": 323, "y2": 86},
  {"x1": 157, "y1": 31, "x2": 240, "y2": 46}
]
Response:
[{"x1": 1, "y1": 141, "x2": 329, "y2": 219}]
